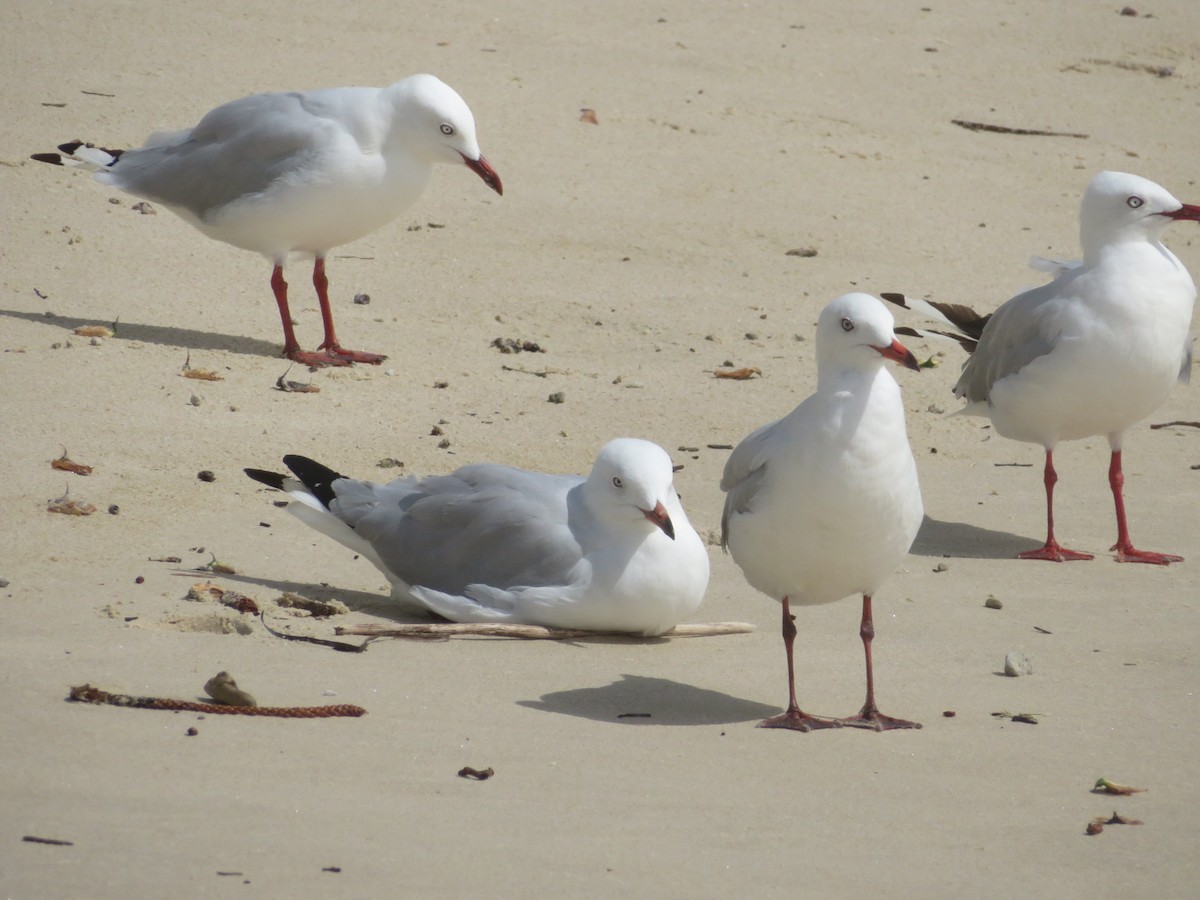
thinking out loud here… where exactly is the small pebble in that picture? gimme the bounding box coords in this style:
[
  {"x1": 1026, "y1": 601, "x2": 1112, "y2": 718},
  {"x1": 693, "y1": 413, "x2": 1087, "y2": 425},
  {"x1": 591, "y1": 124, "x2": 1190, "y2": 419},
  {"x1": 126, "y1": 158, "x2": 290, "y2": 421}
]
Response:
[
  {"x1": 352, "y1": 293, "x2": 371, "y2": 305},
  {"x1": 134, "y1": 576, "x2": 144, "y2": 585},
  {"x1": 1004, "y1": 651, "x2": 1033, "y2": 677},
  {"x1": 985, "y1": 595, "x2": 1003, "y2": 610},
  {"x1": 197, "y1": 470, "x2": 216, "y2": 483},
  {"x1": 548, "y1": 391, "x2": 565, "y2": 404},
  {"x1": 107, "y1": 504, "x2": 120, "y2": 515},
  {"x1": 943, "y1": 710, "x2": 956, "y2": 718},
  {"x1": 189, "y1": 394, "x2": 202, "y2": 407},
  {"x1": 933, "y1": 562, "x2": 948, "y2": 573},
  {"x1": 185, "y1": 727, "x2": 199, "y2": 736}
]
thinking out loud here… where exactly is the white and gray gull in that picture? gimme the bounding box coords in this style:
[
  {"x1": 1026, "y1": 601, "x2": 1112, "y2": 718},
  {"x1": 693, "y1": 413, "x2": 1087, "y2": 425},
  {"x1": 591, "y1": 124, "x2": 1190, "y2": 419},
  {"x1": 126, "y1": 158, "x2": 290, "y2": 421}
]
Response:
[
  {"x1": 32, "y1": 74, "x2": 502, "y2": 367},
  {"x1": 884, "y1": 171, "x2": 1198, "y2": 564},
  {"x1": 721, "y1": 293, "x2": 924, "y2": 732},
  {"x1": 245, "y1": 439, "x2": 709, "y2": 637}
]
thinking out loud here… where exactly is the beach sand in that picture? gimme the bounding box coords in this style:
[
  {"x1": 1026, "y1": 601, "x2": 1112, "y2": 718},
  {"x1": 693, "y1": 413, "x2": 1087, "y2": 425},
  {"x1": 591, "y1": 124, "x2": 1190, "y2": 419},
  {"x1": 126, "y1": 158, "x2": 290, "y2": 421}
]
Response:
[{"x1": 3, "y1": 1, "x2": 1198, "y2": 895}]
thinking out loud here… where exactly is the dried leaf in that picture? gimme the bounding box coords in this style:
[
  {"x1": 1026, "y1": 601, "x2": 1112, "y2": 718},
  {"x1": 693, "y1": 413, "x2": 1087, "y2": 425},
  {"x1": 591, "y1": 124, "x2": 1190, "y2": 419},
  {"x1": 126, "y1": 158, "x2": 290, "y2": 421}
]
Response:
[
  {"x1": 51, "y1": 450, "x2": 92, "y2": 476},
  {"x1": 1093, "y1": 777, "x2": 1147, "y2": 796},
  {"x1": 186, "y1": 582, "x2": 226, "y2": 601},
  {"x1": 47, "y1": 495, "x2": 97, "y2": 515},
  {"x1": 198, "y1": 553, "x2": 237, "y2": 575},
  {"x1": 1090, "y1": 811, "x2": 1144, "y2": 829},
  {"x1": 275, "y1": 370, "x2": 320, "y2": 393},
  {"x1": 182, "y1": 368, "x2": 222, "y2": 381},
  {"x1": 72, "y1": 325, "x2": 113, "y2": 338},
  {"x1": 579, "y1": 108, "x2": 599, "y2": 124},
  {"x1": 713, "y1": 367, "x2": 762, "y2": 380}
]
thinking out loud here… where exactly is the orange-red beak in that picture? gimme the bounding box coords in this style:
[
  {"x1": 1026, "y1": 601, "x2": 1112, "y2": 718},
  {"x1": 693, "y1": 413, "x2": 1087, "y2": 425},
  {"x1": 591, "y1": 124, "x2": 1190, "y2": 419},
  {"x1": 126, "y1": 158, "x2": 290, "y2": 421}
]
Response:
[
  {"x1": 462, "y1": 152, "x2": 503, "y2": 196},
  {"x1": 873, "y1": 338, "x2": 920, "y2": 371},
  {"x1": 641, "y1": 501, "x2": 676, "y2": 540}
]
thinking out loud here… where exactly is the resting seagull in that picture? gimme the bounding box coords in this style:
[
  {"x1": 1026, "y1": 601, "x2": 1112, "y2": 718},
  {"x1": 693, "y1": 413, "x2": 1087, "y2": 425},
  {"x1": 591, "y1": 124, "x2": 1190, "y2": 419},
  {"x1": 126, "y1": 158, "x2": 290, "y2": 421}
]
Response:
[
  {"x1": 245, "y1": 439, "x2": 709, "y2": 637},
  {"x1": 32, "y1": 74, "x2": 502, "y2": 367}
]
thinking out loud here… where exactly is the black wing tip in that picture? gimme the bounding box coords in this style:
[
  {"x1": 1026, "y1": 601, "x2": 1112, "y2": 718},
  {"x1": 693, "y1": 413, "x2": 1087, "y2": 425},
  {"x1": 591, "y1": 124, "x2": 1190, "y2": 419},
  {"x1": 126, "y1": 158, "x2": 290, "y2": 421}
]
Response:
[
  {"x1": 282, "y1": 455, "x2": 345, "y2": 509},
  {"x1": 244, "y1": 467, "x2": 288, "y2": 491}
]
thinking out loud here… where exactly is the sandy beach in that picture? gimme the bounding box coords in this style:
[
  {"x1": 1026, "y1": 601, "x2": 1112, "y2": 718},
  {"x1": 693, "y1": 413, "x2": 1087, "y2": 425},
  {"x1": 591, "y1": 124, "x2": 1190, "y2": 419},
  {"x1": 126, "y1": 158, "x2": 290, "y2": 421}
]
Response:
[{"x1": 3, "y1": 1, "x2": 1199, "y2": 896}]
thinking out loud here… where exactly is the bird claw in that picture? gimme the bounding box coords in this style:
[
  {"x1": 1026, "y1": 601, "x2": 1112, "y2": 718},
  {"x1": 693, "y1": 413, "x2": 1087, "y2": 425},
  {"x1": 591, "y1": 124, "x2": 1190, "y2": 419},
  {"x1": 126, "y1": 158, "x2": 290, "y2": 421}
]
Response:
[
  {"x1": 321, "y1": 345, "x2": 388, "y2": 365},
  {"x1": 758, "y1": 709, "x2": 841, "y2": 732},
  {"x1": 284, "y1": 348, "x2": 354, "y2": 368},
  {"x1": 1111, "y1": 544, "x2": 1183, "y2": 565},
  {"x1": 1017, "y1": 541, "x2": 1094, "y2": 562},
  {"x1": 837, "y1": 711, "x2": 922, "y2": 731}
]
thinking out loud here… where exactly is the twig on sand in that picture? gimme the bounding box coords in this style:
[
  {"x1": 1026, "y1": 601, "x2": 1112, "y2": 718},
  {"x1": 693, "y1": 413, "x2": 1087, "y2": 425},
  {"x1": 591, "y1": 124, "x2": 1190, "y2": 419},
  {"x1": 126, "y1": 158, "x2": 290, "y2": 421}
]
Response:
[
  {"x1": 1149, "y1": 420, "x2": 1200, "y2": 430},
  {"x1": 951, "y1": 119, "x2": 1088, "y2": 139},
  {"x1": 333, "y1": 621, "x2": 755, "y2": 640}
]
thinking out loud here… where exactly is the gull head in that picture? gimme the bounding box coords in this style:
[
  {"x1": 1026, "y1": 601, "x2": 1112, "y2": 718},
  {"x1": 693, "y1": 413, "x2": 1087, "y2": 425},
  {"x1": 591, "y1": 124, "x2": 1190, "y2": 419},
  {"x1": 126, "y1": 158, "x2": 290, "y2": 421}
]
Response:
[
  {"x1": 1081, "y1": 171, "x2": 1198, "y2": 256},
  {"x1": 388, "y1": 74, "x2": 502, "y2": 195},
  {"x1": 586, "y1": 439, "x2": 678, "y2": 540},
  {"x1": 817, "y1": 293, "x2": 920, "y2": 376}
]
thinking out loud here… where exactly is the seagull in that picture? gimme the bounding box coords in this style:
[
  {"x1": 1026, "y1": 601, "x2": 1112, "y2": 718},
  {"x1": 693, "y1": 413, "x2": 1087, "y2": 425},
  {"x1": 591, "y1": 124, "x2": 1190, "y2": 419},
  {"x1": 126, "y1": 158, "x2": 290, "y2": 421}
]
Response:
[
  {"x1": 244, "y1": 438, "x2": 710, "y2": 636},
  {"x1": 720, "y1": 293, "x2": 924, "y2": 732},
  {"x1": 31, "y1": 74, "x2": 502, "y2": 367},
  {"x1": 884, "y1": 170, "x2": 1198, "y2": 564}
]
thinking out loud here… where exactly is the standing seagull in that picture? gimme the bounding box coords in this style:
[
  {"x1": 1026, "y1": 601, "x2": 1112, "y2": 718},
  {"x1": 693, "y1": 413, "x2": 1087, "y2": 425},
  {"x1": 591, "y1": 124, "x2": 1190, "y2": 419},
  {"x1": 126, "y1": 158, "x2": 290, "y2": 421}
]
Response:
[
  {"x1": 31, "y1": 74, "x2": 502, "y2": 367},
  {"x1": 721, "y1": 293, "x2": 923, "y2": 732},
  {"x1": 885, "y1": 171, "x2": 1198, "y2": 564},
  {"x1": 244, "y1": 439, "x2": 710, "y2": 637}
]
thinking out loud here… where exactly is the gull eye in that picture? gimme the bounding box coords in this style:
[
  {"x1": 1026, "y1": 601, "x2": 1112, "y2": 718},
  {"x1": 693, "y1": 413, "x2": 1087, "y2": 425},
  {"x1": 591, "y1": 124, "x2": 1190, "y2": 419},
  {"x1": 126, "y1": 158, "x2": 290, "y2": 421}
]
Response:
[
  {"x1": 612, "y1": 476, "x2": 623, "y2": 488},
  {"x1": 1127, "y1": 195, "x2": 1144, "y2": 209},
  {"x1": 440, "y1": 123, "x2": 455, "y2": 136},
  {"x1": 840, "y1": 317, "x2": 854, "y2": 332}
]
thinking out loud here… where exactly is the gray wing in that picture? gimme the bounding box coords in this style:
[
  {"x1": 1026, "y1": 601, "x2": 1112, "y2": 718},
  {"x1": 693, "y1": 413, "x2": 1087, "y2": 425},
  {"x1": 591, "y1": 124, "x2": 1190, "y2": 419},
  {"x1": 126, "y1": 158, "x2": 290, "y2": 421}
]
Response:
[
  {"x1": 103, "y1": 89, "x2": 370, "y2": 217},
  {"x1": 953, "y1": 275, "x2": 1073, "y2": 402},
  {"x1": 333, "y1": 464, "x2": 586, "y2": 594},
  {"x1": 719, "y1": 417, "x2": 781, "y2": 549}
]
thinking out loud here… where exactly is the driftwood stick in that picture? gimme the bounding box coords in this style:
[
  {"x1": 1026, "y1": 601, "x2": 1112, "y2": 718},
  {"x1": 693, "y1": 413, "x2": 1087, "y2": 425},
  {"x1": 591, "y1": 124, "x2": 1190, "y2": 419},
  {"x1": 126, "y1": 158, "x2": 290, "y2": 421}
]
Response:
[{"x1": 334, "y1": 621, "x2": 756, "y2": 640}]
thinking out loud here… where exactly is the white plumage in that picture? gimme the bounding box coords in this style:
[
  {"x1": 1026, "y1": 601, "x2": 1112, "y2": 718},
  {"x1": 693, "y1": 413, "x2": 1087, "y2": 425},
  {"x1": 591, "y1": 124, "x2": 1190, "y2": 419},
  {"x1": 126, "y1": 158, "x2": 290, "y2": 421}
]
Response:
[
  {"x1": 886, "y1": 171, "x2": 1197, "y2": 564},
  {"x1": 33, "y1": 74, "x2": 502, "y2": 367},
  {"x1": 246, "y1": 439, "x2": 710, "y2": 637},
  {"x1": 721, "y1": 293, "x2": 924, "y2": 732}
]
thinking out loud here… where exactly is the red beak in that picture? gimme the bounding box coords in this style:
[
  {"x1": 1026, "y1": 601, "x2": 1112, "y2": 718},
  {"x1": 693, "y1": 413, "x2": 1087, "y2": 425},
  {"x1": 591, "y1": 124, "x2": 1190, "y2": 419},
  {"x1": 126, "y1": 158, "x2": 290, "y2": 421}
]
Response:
[
  {"x1": 873, "y1": 338, "x2": 921, "y2": 372},
  {"x1": 461, "y1": 152, "x2": 503, "y2": 196},
  {"x1": 1164, "y1": 202, "x2": 1200, "y2": 222},
  {"x1": 642, "y1": 501, "x2": 676, "y2": 540}
]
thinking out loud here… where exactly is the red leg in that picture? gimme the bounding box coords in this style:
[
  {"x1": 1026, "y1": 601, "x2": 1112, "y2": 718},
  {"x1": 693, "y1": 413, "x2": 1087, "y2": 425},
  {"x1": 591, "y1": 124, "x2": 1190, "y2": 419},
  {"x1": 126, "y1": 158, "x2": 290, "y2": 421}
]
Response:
[
  {"x1": 1108, "y1": 450, "x2": 1182, "y2": 564},
  {"x1": 759, "y1": 597, "x2": 840, "y2": 732},
  {"x1": 270, "y1": 265, "x2": 351, "y2": 368},
  {"x1": 1018, "y1": 449, "x2": 1093, "y2": 562},
  {"x1": 312, "y1": 257, "x2": 387, "y2": 365},
  {"x1": 837, "y1": 595, "x2": 920, "y2": 731}
]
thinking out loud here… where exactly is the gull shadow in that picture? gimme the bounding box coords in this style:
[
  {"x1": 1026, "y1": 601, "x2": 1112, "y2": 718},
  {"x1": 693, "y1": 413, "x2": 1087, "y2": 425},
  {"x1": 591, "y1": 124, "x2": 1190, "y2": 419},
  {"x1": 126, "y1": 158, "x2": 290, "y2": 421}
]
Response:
[
  {"x1": 910, "y1": 515, "x2": 1034, "y2": 560},
  {"x1": 518, "y1": 674, "x2": 779, "y2": 726},
  {"x1": 0, "y1": 307, "x2": 281, "y2": 358}
]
